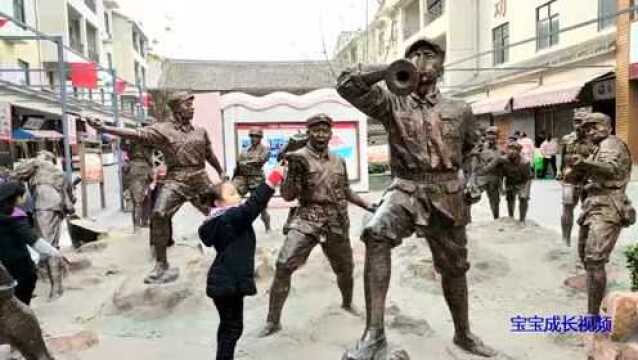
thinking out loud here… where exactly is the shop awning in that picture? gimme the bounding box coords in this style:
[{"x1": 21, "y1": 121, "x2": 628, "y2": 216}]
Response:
[
  {"x1": 471, "y1": 97, "x2": 512, "y2": 115},
  {"x1": 512, "y1": 72, "x2": 611, "y2": 111},
  {"x1": 12, "y1": 129, "x2": 63, "y2": 140}
]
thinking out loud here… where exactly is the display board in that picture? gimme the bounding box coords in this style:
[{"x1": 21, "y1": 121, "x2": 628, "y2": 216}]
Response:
[{"x1": 234, "y1": 121, "x2": 361, "y2": 181}]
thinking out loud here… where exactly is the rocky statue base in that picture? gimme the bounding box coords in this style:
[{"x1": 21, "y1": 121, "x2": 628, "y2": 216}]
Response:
[
  {"x1": 143, "y1": 267, "x2": 179, "y2": 285},
  {"x1": 342, "y1": 342, "x2": 410, "y2": 360}
]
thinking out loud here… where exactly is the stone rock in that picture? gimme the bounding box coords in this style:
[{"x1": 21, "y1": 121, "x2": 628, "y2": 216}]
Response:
[
  {"x1": 342, "y1": 344, "x2": 410, "y2": 360},
  {"x1": 445, "y1": 344, "x2": 516, "y2": 360},
  {"x1": 388, "y1": 314, "x2": 433, "y2": 337},
  {"x1": 620, "y1": 343, "x2": 638, "y2": 360},
  {"x1": 143, "y1": 267, "x2": 179, "y2": 285},
  {"x1": 564, "y1": 274, "x2": 586, "y2": 291},
  {"x1": 602, "y1": 292, "x2": 638, "y2": 341},
  {"x1": 46, "y1": 330, "x2": 99, "y2": 354},
  {"x1": 76, "y1": 241, "x2": 108, "y2": 254},
  {"x1": 64, "y1": 254, "x2": 92, "y2": 272},
  {"x1": 584, "y1": 334, "x2": 620, "y2": 360},
  {"x1": 110, "y1": 270, "x2": 193, "y2": 319}
]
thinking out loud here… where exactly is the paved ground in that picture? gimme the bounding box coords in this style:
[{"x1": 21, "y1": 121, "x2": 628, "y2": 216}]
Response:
[{"x1": 5, "y1": 165, "x2": 636, "y2": 360}]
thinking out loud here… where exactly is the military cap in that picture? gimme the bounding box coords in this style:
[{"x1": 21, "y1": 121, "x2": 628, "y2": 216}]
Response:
[
  {"x1": 486, "y1": 126, "x2": 499, "y2": 135},
  {"x1": 248, "y1": 127, "x2": 264, "y2": 137},
  {"x1": 167, "y1": 91, "x2": 195, "y2": 113},
  {"x1": 306, "y1": 113, "x2": 333, "y2": 127},
  {"x1": 581, "y1": 112, "x2": 611, "y2": 126},
  {"x1": 0, "y1": 181, "x2": 25, "y2": 204},
  {"x1": 405, "y1": 38, "x2": 446, "y2": 60},
  {"x1": 507, "y1": 141, "x2": 522, "y2": 151}
]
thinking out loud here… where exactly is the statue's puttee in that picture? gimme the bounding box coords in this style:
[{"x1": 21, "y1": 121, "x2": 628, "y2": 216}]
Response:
[
  {"x1": 13, "y1": 150, "x2": 75, "y2": 300},
  {"x1": 259, "y1": 114, "x2": 374, "y2": 337},
  {"x1": 558, "y1": 112, "x2": 594, "y2": 246},
  {"x1": 337, "y1": 38, "x2": 497, "y2": 358},
  {"x1": 87, "y1": 92, "x2": 227, "y2": 284},
  {"x1": 232, "y1": 127, "x2": 271, "y2": 231},
  {"x1": 569, "y1": 113, "x2": 634, "y2": 315}
]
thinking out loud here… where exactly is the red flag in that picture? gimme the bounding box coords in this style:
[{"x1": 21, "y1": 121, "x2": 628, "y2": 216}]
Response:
[
  {"x1": 69, "y1": 62, "x2": 97, "y2": 89},
  {"x1": 0, "y1": 18, "x2": 8, "y2": 28},
  {"x1": 141, "y1": 93, "x2": 152, "y2": 107},
  {"x1": 115, "y1": 79, "x2": 127, "y2": 94}
]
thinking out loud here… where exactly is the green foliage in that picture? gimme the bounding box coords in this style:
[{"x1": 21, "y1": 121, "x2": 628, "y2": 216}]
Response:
[
  {"x1": 368, "y1": 162, "x2": 389, "y2": 174},
  {"x1": 623, "y1": 243, "x2": 638, "y2": 291}
]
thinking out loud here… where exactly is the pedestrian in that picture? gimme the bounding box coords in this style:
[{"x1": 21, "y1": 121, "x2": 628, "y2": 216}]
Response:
[
  {"x1": 517, "y1": 132, "x2": 534, "y2": 164},
  {"x1": 540, "y1": 135, "x2": 559, "y2": 179},
  {"x1": 0, "y1": 181, "x2": 64, "y2": 306},
  {"x1": 198, "y1": 168, "x2": 285, "y2": 360}
]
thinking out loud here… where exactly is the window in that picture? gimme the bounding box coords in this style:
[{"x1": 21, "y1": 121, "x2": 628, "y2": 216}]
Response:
[
  {"x1": 107, "y1": 53, "x2": 113, "y2": 70},
  {"x1": 141, "y1": 67, "x2": 146, "y2": 89},
  {"x1": 13, "y1": 0, "x2": 25, "y2": 24},
  {"x1": 377, "y1": 29, "x2": 386, "y2": 57},
  {"x1": 86, "y1": 23, "x2": 99, "y2": 62},
  {"x1": 104, "y1": 12, "x2": 111, "y2": 37},
  {"x1": 493, "y1": 23, "x2": 509, "y2": 65},
  {"x1": 425, "y1": 0, "x2": 445, "y2": 23},
  {"x1": 84, "y1": 0, "x2": 96, "y2": 13},
  {"x1": 632, "y1": 0, "x2": 638, "y2": 20},
  {"x1": 403, "y1": 0, "x2": 420, "y2": 40},
  {"x1": 598, "y1": 0, "x2": 616, "y2": 30},
  {"x1": 349, "y1": 45, "x2": 358, "y2": 64},
  {"x1": 17, "y1": 60, "x2": 29, "y2": 86},
  {"x1": 133, "y1": 31, "x2": 139, "y2": 52},
  {"x1": 68, "y1": 6, "x2": 84, "y2": 53},
  {"x1": 536, "y1": 1, "x2": 559, "y2": 50},
  {"x1": 134, "y1": 61, "x2": 140, "y2": 87}
]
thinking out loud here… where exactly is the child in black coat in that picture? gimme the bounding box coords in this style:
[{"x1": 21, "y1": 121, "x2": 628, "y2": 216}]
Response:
[{"x1": 198, "y1": 168, "x2": 284, "y2": 360}]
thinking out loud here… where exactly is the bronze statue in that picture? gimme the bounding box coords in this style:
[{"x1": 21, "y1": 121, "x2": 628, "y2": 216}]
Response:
[
  {"x1": 86, "y1": 92, "x2": 227, "y2": 284},
  {"x1": 232, "y1": 127, "x2": 271, "y2": 231},
  {"x1": 259, "y1": 114, "x2": 375, "y2": 337},
  {"x1": 569, "y1": 113, "x2": 634, "y2": 315},
  {"x1": 0, "y1": 261, "x2": 54, "y2": 360},
  {"x1": 472, "y1": 126, "x2": 502, "y2": 219},
  {"x1": 13, "y1": 151, "x2": 75, "y2": 300},
  {"x1": 337, "y1": 38, "x2": 496, "y2": 359},
  {"x1": 478, "y1": 142, "x2": 533, "y2": 223},
  {"x1": 558, "y1": 112, "x2": 594, "y2": 246},
  {"x1": 123, "y1": 140, "x2": 154, "y2": 230}
]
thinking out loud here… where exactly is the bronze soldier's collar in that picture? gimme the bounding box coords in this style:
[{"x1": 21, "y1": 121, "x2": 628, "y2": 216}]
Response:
[
  {"x1": 410, "y1": 89, "x2": 441, "y2": 106},
  {"x1": 307, "y1": 142, "x2": 330, "y2": 160},
  {"x1": 172, "y1": 120, "x2": 194, "y2": 133}
]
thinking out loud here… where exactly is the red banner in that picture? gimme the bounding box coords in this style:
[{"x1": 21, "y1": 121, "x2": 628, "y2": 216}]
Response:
[
  {"x1": 115, "y1": 79, "x2": 127, "y2": 94},
  {"x1": 70, "y1": 62, "x2": 97, "y2": 89}
]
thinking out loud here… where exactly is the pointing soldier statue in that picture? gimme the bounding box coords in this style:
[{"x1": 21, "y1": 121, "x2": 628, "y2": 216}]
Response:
[
  {"x1": 259, "y1": 114, "x2": 375, "y2": 337},
  {"x1": 558, "y1": 112, "x2": 594, "y2": 246},
  {"x1": 567, "y1": 113, "x2": 634, "y2": 315},
  {"x1": 337, "y1": 38, "x2": 497, "y2": 359},
  {"x1": 232, "y1": 127, "x2": 271, "y2": 231},
  {"x1": 87, "y1": 91, "x2": 228, "y2": 284}
]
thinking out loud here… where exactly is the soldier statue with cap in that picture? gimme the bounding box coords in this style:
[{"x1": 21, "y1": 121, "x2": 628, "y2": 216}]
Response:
[
  {"x1": 122, "y1": 125, "x2": 155, "y2": 231},
  {"x1": 259, "y1": 113, "x2": 376, "y2": 337},
  {"x1": 472, "y1": 126, "x2": 503, "y2": 219},
  {"x1": 13, "y1": 150, "x2": 76, "y2": 301},
  {"x1": 477, "y1": 141, "x2": 533, "y2": 223},
  {"x1": 86, "y1": 91, "x2": 228, "y2": 284},
  {"x1": 337, "y1": 38, "x2": 496, "y2": 359},
  {"x1": 557, "y1": 111, "x2": 594, "y2": 246},
  {"x1": 566, "y1": 112, "x2": 634, "y2": 316},
  {"x1": 232, "y1": 127, "x2": 272, "y2": 231}
]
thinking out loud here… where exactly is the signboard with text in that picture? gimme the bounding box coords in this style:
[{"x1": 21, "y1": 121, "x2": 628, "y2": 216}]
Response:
[{"x1": 234, "y1": 122, "x2": 361, "y2": 181}]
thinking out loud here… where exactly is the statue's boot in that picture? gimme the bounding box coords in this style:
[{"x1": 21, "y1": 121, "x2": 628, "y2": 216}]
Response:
[
  {"x1": 143, "y1": 261, "x2": 169, "y2": 284},
  {"x1": 561, "y1": 206, "x2": 573, "y2": 247},
  {"x1": 519, "y1": 199, "x2": 528, "y2": 224},
  {"x1": 506, "y1": 198, "x2": 515, "y2": 218},
  {"x1": 443, "y1": 275, "x2": 497, "y2": 358},
  {"x1": 342, "y1": 329, "x2": 387, "y2": 360}
]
